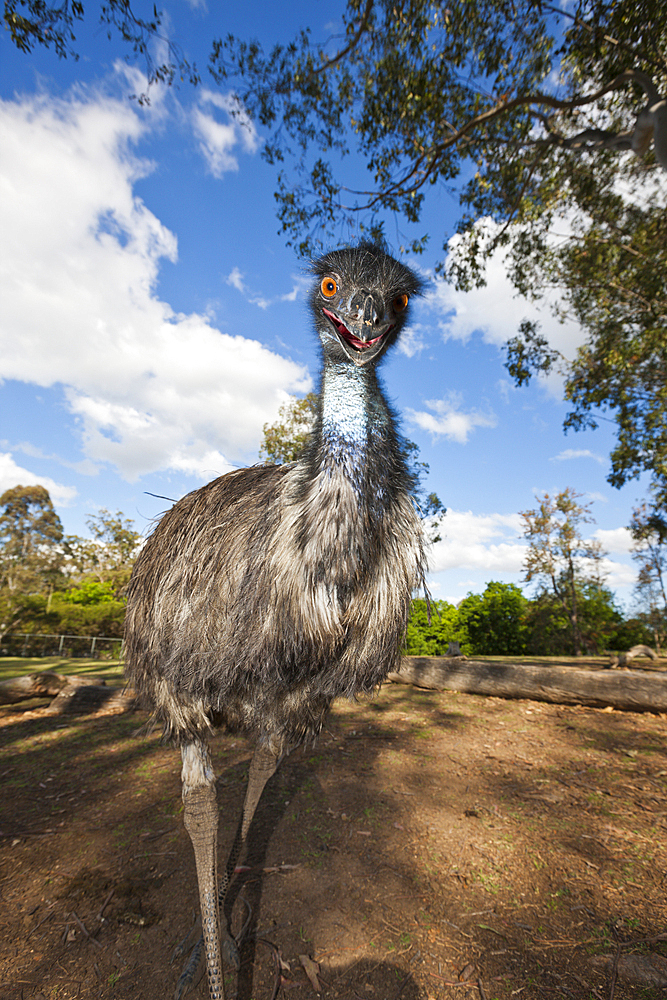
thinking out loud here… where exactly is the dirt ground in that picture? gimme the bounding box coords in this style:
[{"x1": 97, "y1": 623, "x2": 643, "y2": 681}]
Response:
[{"x1": 2, "y1": 671, "x2": 667, "y2": 1000}]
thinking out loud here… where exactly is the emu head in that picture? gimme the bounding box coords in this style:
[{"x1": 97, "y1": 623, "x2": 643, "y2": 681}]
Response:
[{"x1": 310, "y1": 242, "x2": 424, "y2": 367}]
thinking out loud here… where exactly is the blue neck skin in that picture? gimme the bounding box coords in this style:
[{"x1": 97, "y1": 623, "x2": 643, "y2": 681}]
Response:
[{"x1": 318, "y1": 361, "x2": 390, "y2": 497}]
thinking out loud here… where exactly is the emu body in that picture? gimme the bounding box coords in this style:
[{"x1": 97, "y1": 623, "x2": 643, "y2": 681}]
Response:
[{"x1": 124, "y1": 243, "x2": 426, "y2": 999}]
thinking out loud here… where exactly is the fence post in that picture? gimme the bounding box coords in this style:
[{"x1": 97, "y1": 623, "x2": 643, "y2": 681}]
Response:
[
  {"x1": 90, "y1": 636, "x2": 96, "y2": 657},
  {"x1": 58, "y1": 634, "x2": 64, "y2": 656}
]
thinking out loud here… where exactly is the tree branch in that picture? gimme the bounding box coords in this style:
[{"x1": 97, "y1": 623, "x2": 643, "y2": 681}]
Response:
[
  {"x1": 309, "y1": 0, "x2": 374, "y2": 77},
  {"x1": 339, "y1": 69, "x2": 666, "y2": 217},
  {"x1": 541, "y1": 4, "x2": 667, "y2": 74}
]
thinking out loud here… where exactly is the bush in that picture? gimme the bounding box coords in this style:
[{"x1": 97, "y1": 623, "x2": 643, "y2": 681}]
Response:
[
  {"x1": 456, "y1": 582, "x2": 528, "y2": 655},
  {"x1": 403, "y1": 599, "x2": 464, "y2": 655}
]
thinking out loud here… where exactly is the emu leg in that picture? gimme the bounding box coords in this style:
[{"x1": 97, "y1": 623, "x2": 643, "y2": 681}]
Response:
[
  {"x1": 181, "y1": 740, "x2": 225, "y2": 1000},
  {"x1": 176, "y1": 744, "x2": 280, "y2": 999},
  {"x1": 217, "y1": 745, "x2": 280, "y2": 966}
]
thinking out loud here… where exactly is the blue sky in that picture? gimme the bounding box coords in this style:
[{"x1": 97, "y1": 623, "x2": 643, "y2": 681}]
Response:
[{"x1": 0, "y1": 1, "x2": 650, "y2": 608}]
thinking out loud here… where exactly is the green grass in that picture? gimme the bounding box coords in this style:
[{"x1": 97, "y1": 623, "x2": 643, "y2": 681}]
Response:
[{"x1": 0, "y1": 655, "x2": 124, "y2": 684}]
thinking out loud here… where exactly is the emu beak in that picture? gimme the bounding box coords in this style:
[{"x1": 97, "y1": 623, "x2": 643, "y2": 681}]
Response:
[{"x1": 322, "y1": 307, "x2": 394, "y2": 365}]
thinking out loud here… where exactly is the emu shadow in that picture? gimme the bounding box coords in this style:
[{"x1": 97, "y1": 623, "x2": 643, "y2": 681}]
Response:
[{"x1": 229, "y1": 754, "x2": 309, "y2": 1000}]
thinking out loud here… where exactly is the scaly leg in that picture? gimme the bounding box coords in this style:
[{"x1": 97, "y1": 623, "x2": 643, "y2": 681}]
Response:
[
  {"x1": 181, "y1": 740, "x2": 224, "y2": 1000},
  {"x1": 177, "y1": 743, "x2": 280, "y2": 999}
]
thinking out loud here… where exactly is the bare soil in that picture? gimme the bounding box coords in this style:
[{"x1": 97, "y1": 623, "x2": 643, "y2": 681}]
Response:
[{"x1": 2, "y1": 675, "x2": 667, "y2": 1000}]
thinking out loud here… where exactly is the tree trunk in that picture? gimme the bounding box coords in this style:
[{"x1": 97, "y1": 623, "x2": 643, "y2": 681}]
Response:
[{"x1": 387, "y1": 656, "x2": 667, "y2": 713}]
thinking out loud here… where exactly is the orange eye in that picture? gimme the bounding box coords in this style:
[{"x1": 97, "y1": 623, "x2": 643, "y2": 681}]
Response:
[
  {"x1": 393, "y1": 293, "x2": 409, "y2": 313},
  {"x1": 321, "y1": 277, "x2": 337, "y2": 298}
]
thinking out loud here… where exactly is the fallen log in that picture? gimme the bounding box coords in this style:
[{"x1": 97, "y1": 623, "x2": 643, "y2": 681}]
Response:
[
  {"x1": 387, "y1": 657, "x2": 667, "y2": 713},
  {"x1": 0, "y1": 670, "x2": 135, "y2": 715},
  {"x1": 609, "y1": 643, "x2": 659, "y2": 668},
  {"x1": 0, "y1": 671, "x2": 101, "y2": 705},
  {"x1": 45, "y1": 683, "x2": 135, "y2": 715}
]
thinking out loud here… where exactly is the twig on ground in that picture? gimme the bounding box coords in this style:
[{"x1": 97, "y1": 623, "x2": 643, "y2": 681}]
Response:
[
  {"x1": 254, "y1": 938, "x2": 284, "y2": 1000},
  {"x1": 27, "y1": 905, "x2": 55, "y2": 938},
  {"x1": 427, "y1": 972, "x2": 485, "y2": 987},
  {"x1": 97, "y1": 888, "x2": 114, "y2": 921},
  {"x1": 608, "y1": 940, "x2": 622, "y2": 1000},
  {"x1": 392, "y1": 974, "x2": 412, "y2": 999},
  {"x1": 71, "y1": 910, "x2": 103, "y2": 949}
]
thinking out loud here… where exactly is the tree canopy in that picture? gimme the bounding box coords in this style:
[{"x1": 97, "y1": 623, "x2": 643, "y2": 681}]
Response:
[
  {"x1": 6, "y1": 0, "x2": 667, "y2": 505},
  {"x1": 3, "y1": 0, "x2": 199, "y2": 99},
  {"x1": 457, "y1": 581, "x2": 528, "y2": 656},
  {"x1": 0, "y1": 486, "x2": 141, "y2": 640},
  {"x1": 9, "y1": 2, "x2": 664, "y2": 255},
  {"x1": 206, "y1": 1, "x2": 666, "y2": 254},
  {"x1": 211, "y1": 0, "x2": 667, "y2": 499},
  {"x1": 630, "y1": 496, "x2": 667, "y2": 651},
  {"x1": 259, "y1": 392, "x2": 319, "y2": 465},
  {"x1": 0, "y1": 485, "x2": 63, "y2": 594}
]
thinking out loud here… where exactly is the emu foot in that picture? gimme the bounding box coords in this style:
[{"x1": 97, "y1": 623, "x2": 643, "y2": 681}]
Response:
[
  {"x1": 173, "y1": 936, "x2": 205, "y2": 1000},
  {"x1": 222, "y1": 932, "x2": 240, "y2": 970},
  {"x1": 172, "y1": 929, "x2": 240, "y2": 998},
  {"x1": 171, "y1": 918, "x2": 201, "y2": 966}
]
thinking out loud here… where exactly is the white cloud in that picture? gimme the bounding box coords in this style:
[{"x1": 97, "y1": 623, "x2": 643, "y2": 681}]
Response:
[
  {"x1": 419, "y1": 218, "x2": 586, "y2": 398},
  {"x1": 496, "y1": 378, "x2": 516, "y2": 403},
  {"x1": 0, "y1": 87, "x2": 309, "y2": 482},
  {"x1": 425, "y1": 509, "x2": 638, "y2": 601},
  {"x1": 225, "y1": 267, "x2": 247, "y2": 293},
  {"x1": 0, "y1": 453, "x2": 77, "y2": 506},
  {"x1": 428, "y1": 509, "x2": 526, "y2": 575},
  {"x1": 595, "y1": 527, "x2": 634, "y2": 554},
  {"x1": 406, "y1": 393, "x2": 496, "y2": 443},
  {"x1": 10, "y1": 441, "x2": 98, "y2": 477},
  {"x1": 551, "y1": 448, "x2": 606, "y2": 465},
  {"x1": 599, "y1": 557, "x2": 637, "y2": 589},
  {"x1": 281, "y1": 275, "x2": 311, "y2": 303},
  {"x1": 193, "y1": 90, "x2": 259, "y2": 178},
  {"x1": 226, "y1": 267, "x2": 304, "y2": 310},
  {"x1": 397, "y1": 323, "x2": 427, "y2": 358},
  {"x1": 584, "y1": 491, "x2": 609, "y2": 504}
]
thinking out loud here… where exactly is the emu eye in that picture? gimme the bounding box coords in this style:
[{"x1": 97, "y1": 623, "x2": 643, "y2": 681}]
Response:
[
  {"x1": 393, "y1": 293, "x2": 409, "y2": 313},
  {"x1": 320, "y1": 277, "x2": 337, "y2": 298}
]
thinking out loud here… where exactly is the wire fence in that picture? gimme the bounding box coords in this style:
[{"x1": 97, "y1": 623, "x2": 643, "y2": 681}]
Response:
[{"x1": 0, "y1": 632, "x2": 123, "y2": 660}]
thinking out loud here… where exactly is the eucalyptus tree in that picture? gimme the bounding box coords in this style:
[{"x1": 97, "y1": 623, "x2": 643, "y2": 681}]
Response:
[
  {"x1": 630, "y1": 499, "x2": 667, "y2": 652},
  {"x1": 0, "y1": 485, "x2": 64, "y2": 594},
  {"x1": 520, "y1": 487, "x2": 606, "y2": 656},
  {"x1": 0, "y1": 485, "x2": 65, "y2": 639},
  {"x1": 209, "y1": 0, "x2": 666, "y2": 498},
  {"x1": 209, "y1": 1, "x2": 666, "y2": 256},
  {"x1": 64, "y1": 509, "x2": 142, "y2": 596}
]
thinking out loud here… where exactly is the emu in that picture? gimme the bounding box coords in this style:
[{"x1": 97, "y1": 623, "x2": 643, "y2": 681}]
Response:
[{"x1": 124, "y1": 243, "x2": 426, "y2": 999}]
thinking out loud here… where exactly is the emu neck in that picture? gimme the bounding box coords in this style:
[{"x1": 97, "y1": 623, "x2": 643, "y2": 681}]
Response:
[{"x1": 318, "y1": 361, "x2": 393, "y2": 496}]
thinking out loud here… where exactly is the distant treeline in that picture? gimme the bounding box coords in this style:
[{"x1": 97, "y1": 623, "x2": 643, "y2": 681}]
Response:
[
  {"x1": 404, "y1": 582, "x2": 651, "y2": 657},
  {"x1": 0, "y1": 486, "x2": 656, "y2": 658}
]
